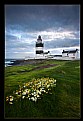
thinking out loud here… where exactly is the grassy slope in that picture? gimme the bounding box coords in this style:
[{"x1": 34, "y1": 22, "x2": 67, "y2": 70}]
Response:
[{"x1": 4, "y1": 60, "x2": 80, "y2": 119}]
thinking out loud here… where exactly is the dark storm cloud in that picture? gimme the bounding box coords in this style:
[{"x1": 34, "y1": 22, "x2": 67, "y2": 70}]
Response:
[
  {"x1": 5, "y1": 5, "x2": 80, "y2": 32},
  {"x1": 44, "y1": 38, "x2": 80, "y2": 49}
]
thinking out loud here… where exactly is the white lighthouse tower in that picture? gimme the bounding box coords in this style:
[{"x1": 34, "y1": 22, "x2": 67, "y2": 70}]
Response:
[{"x1": 35, "y1": 35, "x2": 44, "y2": 59}]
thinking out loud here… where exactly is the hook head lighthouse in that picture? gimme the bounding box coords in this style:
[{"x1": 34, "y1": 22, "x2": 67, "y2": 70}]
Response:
[{"x1": 35, "y1": 35, "x2": 50, "y2": 59}]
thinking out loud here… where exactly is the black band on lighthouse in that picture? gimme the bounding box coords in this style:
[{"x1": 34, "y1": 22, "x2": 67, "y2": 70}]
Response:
[
  {"x1": 36, "y1": 50, "x2": 43, "y2": 54},
  {"x1": 36, "y1": 43, "x2": 44, "y2": 47}
]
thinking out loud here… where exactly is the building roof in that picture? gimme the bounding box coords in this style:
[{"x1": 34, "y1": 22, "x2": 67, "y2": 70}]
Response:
[{"x1": 62, "y1": 49, "x2": 78, "y2": 53}]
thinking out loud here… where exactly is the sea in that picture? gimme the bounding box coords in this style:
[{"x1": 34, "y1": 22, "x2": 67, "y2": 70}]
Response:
[
  {"x1": 5, "y1": 59, "x2": 16, "y2": 67},
  {"x1": 5, "y1": 58, "x2": 33, "y2": 67}
]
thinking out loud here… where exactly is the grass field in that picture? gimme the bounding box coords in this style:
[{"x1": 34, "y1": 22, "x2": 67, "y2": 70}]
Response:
[{"x1": 4, "y1": 59, "x2": 81, "y2": 119}]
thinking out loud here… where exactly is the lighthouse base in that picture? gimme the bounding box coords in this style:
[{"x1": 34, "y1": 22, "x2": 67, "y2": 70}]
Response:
[{"x1": 35, "y1": 54, "x2": 46, "y2": 59}]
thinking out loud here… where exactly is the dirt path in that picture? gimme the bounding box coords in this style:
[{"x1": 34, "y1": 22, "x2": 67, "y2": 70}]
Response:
[
  {"x1": 18, "y1": 64, "x2": 57, "y2": 73},
  {"x1": 32, "y1": 64, "x2": 57, "y2": 71}
]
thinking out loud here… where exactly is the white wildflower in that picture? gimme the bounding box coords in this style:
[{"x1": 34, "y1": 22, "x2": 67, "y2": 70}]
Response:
[
  {"x1": 22, "y1": 91, "x2": 26, "y2": 96},
  {"x1": 9, "y1": 102, "x2": 13, "y2": 104},
  {"x1": 6, "y1": 96, "x2": 9, "y2": 101},
  {"x1": 47, "y1": 84, "x2": 50, "y2": 88},
  {"x1": 9, "y1": 96, "x2": 13, "y2": 101},
  {"x1": 22, "y1": 96, "x2": 25, "y2": 99},
  {"x1": 37, "y1": 94, "x2": 40, "y2": 98}
]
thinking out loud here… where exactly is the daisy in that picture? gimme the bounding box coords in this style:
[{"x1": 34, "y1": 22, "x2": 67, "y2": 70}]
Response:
[
  {"x1": 9, "y1": 96, "x2": 13, "y2": 102},
  {"x1": 22, "y1": 91, "x2": 26, "y2": 96},
  {"x1": 9, "y1": 102, "x2": 13, "y2": 104},
  {"x1": 22, "y1": 96, "x2": 25, "y2": 99},
  {"x1": 6, "y1": 96, "x2": 9, "y2": 101}
]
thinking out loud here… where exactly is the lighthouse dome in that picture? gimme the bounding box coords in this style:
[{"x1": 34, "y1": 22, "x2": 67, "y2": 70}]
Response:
[{"x1": 38, "y1": 35, "x2": 41, "y2": 39}]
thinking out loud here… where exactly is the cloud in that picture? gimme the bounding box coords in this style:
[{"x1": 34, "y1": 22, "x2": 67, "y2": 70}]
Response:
[
  {"x1": 5, "y1": 5, "x2": 80, "y2": 59},
  {"x1": 5, "y1": 28, "x2": 80, "y2": 58},
  {"x1": 38, "y1": 29, "x2": 80, "y2": 41},
  {"x1": 5, "y1": 5, "x2": 80, "y2": 31}
]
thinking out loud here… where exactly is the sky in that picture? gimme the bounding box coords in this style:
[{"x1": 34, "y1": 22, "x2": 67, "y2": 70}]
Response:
[{"x1": 5, "y1": 5, "x2": 80, "y2": 59}]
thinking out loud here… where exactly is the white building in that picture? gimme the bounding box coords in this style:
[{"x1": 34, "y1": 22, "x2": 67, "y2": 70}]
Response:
[{"x1": 62, "y1": 49, "x2": 79, "y2": 59}]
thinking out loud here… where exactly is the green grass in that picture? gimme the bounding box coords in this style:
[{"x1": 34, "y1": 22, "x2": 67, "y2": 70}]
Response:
[{"x1": 4, "y1": 60, "x2": 80, "y2": 119}]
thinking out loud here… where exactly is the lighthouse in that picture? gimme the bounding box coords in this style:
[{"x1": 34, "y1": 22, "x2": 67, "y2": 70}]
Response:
[{"x1": 35, "y1": 35, "x2": 44, "y2": 59}]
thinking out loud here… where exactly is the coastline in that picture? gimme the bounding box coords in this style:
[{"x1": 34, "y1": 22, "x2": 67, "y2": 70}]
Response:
[
  {"x1": 8, "y1": 59, "x2": 48, "y2": 66},
  {"x1": 6, "y1": 58, "x2": 80, "y2": 67}
]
